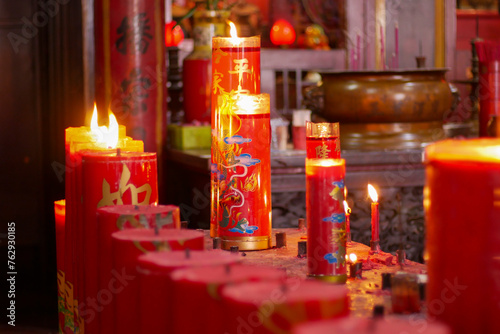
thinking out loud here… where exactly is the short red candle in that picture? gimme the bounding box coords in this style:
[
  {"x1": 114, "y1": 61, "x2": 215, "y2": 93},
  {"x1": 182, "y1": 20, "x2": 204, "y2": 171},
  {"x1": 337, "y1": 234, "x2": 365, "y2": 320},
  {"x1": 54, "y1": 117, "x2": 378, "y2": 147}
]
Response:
[
  {"x1": 81, "y1": 150, "x2": 158, "y2": 332},
  {"x1": 170, "y1": 264, "x2": 287, "y2": 334},
  {"x1": 111, "y1": 228, "x2": 204, "y2": 334},
  {"x1": 210, "y1": 33, "x2": 261, "y2": 238},
  {"x1": 221, "y1": 279, "x2": 349, "y2": 334},
  {"x1": 292, "y1": 316, "x2": 451, "y2": 334},
  {"x1": 306, "y1": 158, "x2": 347, "y2": 283},
  {"x1": 425, "y1": 139, "x2": 500, "y2": 334},
  {"x1": 137, "y1": 250, "x2": 242, "y2": 333},
  {"x1": 306, "y1": 121, "x2": 341, "y2": 159},
  {"x1": 96, "y1": 204, "x2": 179, "y2": 333}
]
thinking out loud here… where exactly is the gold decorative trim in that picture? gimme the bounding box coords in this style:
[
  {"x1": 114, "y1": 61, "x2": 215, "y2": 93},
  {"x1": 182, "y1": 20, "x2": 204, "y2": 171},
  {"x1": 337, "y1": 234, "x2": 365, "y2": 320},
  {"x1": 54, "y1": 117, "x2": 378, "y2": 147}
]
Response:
[
  {"x1": 308, "y1": 273, "x2": 348, "y2": 284},
  {"x1": 221, "y1": 235, "x2": 271, "y2": 251}
]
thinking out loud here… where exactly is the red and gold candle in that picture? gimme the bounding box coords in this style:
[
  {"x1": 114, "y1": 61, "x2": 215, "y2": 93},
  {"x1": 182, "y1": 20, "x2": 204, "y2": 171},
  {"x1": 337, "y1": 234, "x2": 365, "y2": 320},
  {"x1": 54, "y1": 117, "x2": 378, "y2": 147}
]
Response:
[
  {"x1": 306, "y1": 121, "x2": 341, "y2": 159},
  {"x1": 170, "y1": 264, "x2": 287, "y2": 334},
  {"x1": 210, "y1": 25, "x2": 260, "y2": 238},
  {"x1": 81, "y1": 150, "x2": 157, "y2": 333},
  {"x1": 138, "y1": 250, "x2": 242, "y2": 334},
  {"x1": 368, "y1": 184, "x2": 380, "y2": 252},
  {"x1": 213, "y1": 94, "x2": 271, "y2": 250},
  {"x1": 425, "y1": 139, "x2": 500, "y2": 334},
  {"x1": 111, "y1": 228, "x2": 204, "y2": 334},
  {"x1": 306, "y1": 158, "x2": 347, "y2": 283},
  {"x1": 221, "y1": 279, "x2": 349, "y2": 334},
  {"x1": 96, "y1": 204, "x2": 179, "y2": 333}
]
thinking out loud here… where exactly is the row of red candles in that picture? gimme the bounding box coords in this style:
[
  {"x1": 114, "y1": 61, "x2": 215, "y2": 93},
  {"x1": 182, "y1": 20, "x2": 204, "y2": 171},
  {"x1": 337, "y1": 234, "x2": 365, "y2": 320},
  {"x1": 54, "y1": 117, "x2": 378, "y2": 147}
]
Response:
[{"x1": 55, "y1": 200, "x2": 453, "y2": 334}]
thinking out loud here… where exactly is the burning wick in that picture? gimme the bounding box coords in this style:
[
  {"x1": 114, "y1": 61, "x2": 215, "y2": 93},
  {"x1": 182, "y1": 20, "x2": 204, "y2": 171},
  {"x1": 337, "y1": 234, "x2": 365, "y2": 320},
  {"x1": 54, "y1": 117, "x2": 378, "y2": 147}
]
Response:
[
  {"x1": 349, "y1": 253, "x2": 362, "y2": 279},
  {"x1": 368, "y1": 184, "x2": 380, "y2": 253}
]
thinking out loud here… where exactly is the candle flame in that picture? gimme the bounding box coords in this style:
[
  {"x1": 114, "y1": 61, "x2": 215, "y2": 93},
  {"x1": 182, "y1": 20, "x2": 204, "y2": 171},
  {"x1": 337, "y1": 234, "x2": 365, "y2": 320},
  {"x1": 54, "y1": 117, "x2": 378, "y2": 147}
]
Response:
[
  {"x1": 368, "y1": 184, "x2": 378, "y2": 203},
  {"x1": 228, "y1": 21, "x2": 241, "y2": 45},
  {"x1": 349, "y1": 253, "x2": 357, "y2": 263},
  {"x1": 343, "y1": 200, "x2": 351, "y2": 215},
  {"x1": 90, "y1": 104, "x2": 119, "y2": 148}
]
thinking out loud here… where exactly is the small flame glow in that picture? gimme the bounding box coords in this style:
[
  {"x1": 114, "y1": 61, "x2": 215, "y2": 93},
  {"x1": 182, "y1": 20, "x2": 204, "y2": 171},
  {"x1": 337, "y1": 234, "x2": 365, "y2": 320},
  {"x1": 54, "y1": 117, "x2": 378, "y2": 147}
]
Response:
[
  {"x1": 349, "y1": 253, "x2": 357, "y2": 263},
  {"x1": 368, "y1": 184, "x2": 378, "y2": 203},
  {"x1": 228, "y1": 21, "x2": 241, "y2": 45},
  {"x1": 343, "y1": 200, "x2": 351, "y2": 215},
  {"x1": 90, "y1": 104, "x2": 119, "y2": 148}
]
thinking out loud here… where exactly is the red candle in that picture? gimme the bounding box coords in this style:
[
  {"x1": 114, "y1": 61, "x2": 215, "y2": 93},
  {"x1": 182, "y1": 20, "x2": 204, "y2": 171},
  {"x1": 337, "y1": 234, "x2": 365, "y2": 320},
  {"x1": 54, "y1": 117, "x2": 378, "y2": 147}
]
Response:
[
  {"x1": 306, "y1": 121, "x2": 341, "y2": 159},
  {"x1": 137, "y1": 250, "x2": 242, "y2": 333},
  {"x1": 306, "y1": 158, "x2": 347, "y2": 283},
  {"x1": 343, "y1": 200, "x2": 351, "y2": 243},
  {"x1": 64, "y1": 108, "x2": 142, "y2": 333},
  {"x1": 211, "y1": 27, "x2": 260, "y2": 238},
  {"x1": 96, "y1": 204, "x2": 179, "y2": 333},
  {"x1": 213, "y1": 94, "x2": 272, "y2": 250},
  {"x1": 292, "y1": 109, "x2": 311, "y2": 150},
  {"x1": 54, "y1": 199, "x2": 66, "y2": 333},
  {"x1": 221, "y1": 279, "x2": 349, "y2": 334},
  {"x1": 170, "y1": 264, "x2": 287, "y2": 334},
  {"x1": 368, "y1": 184, "x2": 380, "y2": 252},
  {"x1": 292, "y1": 316, "x2": 451, "y2": 334},
  {"x1": 425, "y1": 139, "x2": 500, "y2": 334},
  {"x1": 111, "y1": 228, "x2": 204, "y2": 334},
  {"x1": 80, "y1": 150, "x2": 157, "y2": 333}
]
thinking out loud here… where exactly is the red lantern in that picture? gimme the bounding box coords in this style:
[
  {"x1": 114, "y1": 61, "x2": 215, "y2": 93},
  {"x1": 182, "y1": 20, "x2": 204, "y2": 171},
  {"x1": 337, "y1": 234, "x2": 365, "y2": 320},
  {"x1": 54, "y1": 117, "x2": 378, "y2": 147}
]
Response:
[
  {"x1": 165, "y1": 21, "x2": 184, "y2": 47},
  {"x1": 270, "y1": 19, "x2": 296, "y2": 46}
]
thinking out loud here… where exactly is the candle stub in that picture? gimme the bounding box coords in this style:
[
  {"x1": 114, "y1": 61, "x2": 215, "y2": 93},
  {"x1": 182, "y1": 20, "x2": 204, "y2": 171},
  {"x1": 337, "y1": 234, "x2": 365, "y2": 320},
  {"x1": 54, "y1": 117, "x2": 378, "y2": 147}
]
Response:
[
  {"x1": 275, "y1": 232, "x2": 287, "y2": 248},
  {"x1": 213, "y1": 237, "x2": 222, "y2": 249},
  {"x1": 297, "y1": 241, "x2": 307, "y2": 258},
  {"x1": 181, "y1": 221, "x2": 188, "y2": 229}
]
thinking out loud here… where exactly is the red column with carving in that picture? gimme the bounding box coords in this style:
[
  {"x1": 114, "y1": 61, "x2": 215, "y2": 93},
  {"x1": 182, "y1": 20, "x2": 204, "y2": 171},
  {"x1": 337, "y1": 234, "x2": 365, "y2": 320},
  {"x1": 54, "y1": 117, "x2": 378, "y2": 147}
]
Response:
[{"x1": 94, "y1": 0, "x2": 166, "y2": 154}]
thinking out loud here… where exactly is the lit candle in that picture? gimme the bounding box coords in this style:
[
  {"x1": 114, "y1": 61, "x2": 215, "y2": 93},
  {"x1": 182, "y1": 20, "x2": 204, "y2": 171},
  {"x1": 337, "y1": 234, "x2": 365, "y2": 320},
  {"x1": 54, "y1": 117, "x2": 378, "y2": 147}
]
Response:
[
  {"x1": 96, "y1": 204, "x2": 180, "y2": 334},
  {"x1": 170, "y1": 264, "x2": 287, "y2": 334},
  {"x1": 368, "y1": 184, "x2": 380, "y2": 252},
  {"x1": 111, "y1": 228, "x2": 205, "y2": 334},
  {"x1": 425, "y1": 138, "x2": 500, "y2": 334},
  {"x1": 137, "y1": 250, "x2": 242, "y2": 334},
  {"x1": 64, "y1": 106, "x2": 143, "y2": 334},
  {"x1": 221, "y1": 279, "x2": 349, "y2": 333},
  {"x1": 306, "y1": 158, "x2": 347, "y2": 283},
  {"x1": 306, "y1": 121, "x2": 341, "y2": 159},
  {"x1": 210, "y1": 22, "x2": 260, "y2": 238},
  {"x1": 348, "y1": 253, "x2": 362, "y2": 279},
  {"x1": 213, "y1": 94, "x2": 271, "y2": 251},
  {"x1": 343, "y1": 199, "x2": 351, "y2": 243}
]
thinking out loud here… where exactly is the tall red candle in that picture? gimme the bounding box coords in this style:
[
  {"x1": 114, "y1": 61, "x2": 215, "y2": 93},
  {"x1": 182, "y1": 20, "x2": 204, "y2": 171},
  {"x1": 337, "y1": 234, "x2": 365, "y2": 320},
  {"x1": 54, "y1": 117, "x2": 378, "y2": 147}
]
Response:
[
  {"x1": 425, "y1": 139, "x2": 500, "y2": 334},
  {"x1": 368, "y1": 184, "x2": 380, "y2": 252},
  {"x1": 306, "y1": 158, "x2": 347, "y2": 283},
  {"x1": 214, "y1": 94, "x2": 271, "y2": 250},
  {"x1": 210, "y1": 31, "x2": 260, "y2": 238},
  {"x1": 221, "y1": 279, "x2": 349, "y2": 334},
  {"x1": 137, "y1": 250, "x2": 242, "y2": 334},
  {"x1": 170, "y1": 264, "x2": 287, "y2": 334},
  {"x1": 111, "y1": 228, "x2": 204, "y2": 334},
  {"x1": 80, "y1": 150, "x2": 158, "y2": 332},
  {"x1": 343, "y1": 200, "x2": 351, "y2": 243},
  {"x1": 306, "y1": 121, "x2": 341, "y2": 159},
  {"x1": 96, "y1": 204, "x2": 179, "y2": 333}
]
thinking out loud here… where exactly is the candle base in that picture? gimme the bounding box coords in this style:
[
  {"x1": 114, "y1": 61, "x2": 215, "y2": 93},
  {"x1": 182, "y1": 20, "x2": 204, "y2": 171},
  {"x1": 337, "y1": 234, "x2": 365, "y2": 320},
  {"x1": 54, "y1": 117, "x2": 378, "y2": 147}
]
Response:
[
  {"x1": 221, "y1": 235, "x2": 271, "y2": 251},
  {"x1": 370, "y1": 240, "x2": 381, "y2": 252},
  {"x1": 307, "y1": 273, "x2": 347, "y2": 284}
]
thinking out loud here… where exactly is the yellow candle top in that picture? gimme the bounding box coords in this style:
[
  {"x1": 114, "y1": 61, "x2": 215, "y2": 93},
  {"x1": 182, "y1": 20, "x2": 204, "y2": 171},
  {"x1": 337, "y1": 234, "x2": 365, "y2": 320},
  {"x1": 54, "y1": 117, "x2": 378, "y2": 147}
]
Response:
[
  {"x1": 425, "y1": 138, "x2": 500, "y2": 163},
  {"x1": 305, "y1": 158, "x2": 345, "y2": 168}
]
